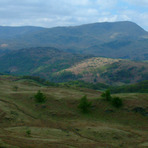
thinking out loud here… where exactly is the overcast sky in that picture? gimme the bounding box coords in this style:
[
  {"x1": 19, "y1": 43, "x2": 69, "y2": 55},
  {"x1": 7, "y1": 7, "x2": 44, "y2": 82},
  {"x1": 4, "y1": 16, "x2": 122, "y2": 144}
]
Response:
[{"x1": 0, "y1": 0, "x2": 148, "y2": 30}]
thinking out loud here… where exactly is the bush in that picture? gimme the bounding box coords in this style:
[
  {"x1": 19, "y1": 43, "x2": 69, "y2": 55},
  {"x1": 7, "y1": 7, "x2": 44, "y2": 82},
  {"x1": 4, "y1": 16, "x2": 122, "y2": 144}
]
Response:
[
  {"x1": 101, "y1": 89, "x2": 111, "y2": 101},
  {"x1": 13, "y1": 86, "x2": 18, "y2": 91},
  {"x1": 78, "y1": 95, "x2": 92, "y2": 113},
  {"x1": 34, "y1": 90, "x2": 46, "y2": 103},
  {"x1": 26, "y1": 129, "x2": 31, "y2": 136},
  {"x1": 111, "y1": 97, "x2": 123, "y2": 108}
]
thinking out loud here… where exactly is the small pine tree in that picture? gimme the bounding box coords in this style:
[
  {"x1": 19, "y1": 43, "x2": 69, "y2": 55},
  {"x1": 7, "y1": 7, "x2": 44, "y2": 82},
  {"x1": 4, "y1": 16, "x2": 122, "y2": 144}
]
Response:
[
  {"x1": 26, "y1": 129, "x2": 31, "y2": 136},
  {"x1": 78, "y1": 95, "x2": 92, "y2": 113},
  {"x1": 112, "y1": 97, "x2": 123, "y2": 108},
  {"x1": 101, "y1": 89, "x2": 111, "y2": 101},
  {"x1": 34, "y1": 90, "x2": 46, "y2": 103}
]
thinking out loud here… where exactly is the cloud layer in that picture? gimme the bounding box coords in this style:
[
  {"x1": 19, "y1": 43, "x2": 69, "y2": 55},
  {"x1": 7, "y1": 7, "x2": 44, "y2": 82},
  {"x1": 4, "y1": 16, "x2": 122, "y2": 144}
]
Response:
[{"x1": 0, "y1": 0, "x2": 148, "y2": 30}]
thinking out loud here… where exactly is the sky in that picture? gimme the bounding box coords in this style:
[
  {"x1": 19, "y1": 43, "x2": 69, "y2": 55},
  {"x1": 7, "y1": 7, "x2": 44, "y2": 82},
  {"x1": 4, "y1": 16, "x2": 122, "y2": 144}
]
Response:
[{"x1": 0, "y1": 0, "x2": 148, "y2": 30}]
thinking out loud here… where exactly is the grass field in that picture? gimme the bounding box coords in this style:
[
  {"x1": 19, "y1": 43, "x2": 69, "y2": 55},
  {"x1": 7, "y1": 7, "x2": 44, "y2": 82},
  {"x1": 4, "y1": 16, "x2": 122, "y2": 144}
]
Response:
[{"x1": 0, "y1": 76, "x2": 148, "y2": 148}]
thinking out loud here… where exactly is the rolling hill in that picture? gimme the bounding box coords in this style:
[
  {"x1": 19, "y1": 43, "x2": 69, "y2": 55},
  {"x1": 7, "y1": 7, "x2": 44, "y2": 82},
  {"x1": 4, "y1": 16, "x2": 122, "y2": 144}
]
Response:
[
  {"x1": 56, "y1": 57, "x2": 148, "y2": 84},
  {"x1": 0, "y1": 47, "x2": 91, "y2": 78},
  {"x1": 0, "y1": 75, "x2": 148, "y2": 147},
  {"x1": 0, "y1": 47, "x2": 147, "y2": 85},
  {"x1": 0, "y1": 21, "x2": 148, "y2": 60}
]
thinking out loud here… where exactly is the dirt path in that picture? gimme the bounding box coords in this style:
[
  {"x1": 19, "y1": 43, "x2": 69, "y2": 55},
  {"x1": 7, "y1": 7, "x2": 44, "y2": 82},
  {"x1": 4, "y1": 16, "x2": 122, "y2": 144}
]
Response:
[{"x1": 0, "y1": 99, "x2": 37, "y2": 120}]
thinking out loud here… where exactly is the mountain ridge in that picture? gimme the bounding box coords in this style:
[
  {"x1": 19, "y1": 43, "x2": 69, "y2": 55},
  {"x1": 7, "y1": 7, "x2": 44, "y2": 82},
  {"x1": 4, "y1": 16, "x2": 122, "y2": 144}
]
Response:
[{"x1": 0, "y1": 21, "x2": 148, "y2": 60}]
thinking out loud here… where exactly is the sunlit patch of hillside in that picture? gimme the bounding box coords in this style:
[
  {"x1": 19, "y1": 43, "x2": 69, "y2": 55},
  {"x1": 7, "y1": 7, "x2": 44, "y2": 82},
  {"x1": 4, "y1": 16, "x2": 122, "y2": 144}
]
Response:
[
  {"x1": 65, "y1": 57, "x2": 121, "y2": 74},
  {"x1": 58, "y1": 57, "x2": 148, "y2": 84}
]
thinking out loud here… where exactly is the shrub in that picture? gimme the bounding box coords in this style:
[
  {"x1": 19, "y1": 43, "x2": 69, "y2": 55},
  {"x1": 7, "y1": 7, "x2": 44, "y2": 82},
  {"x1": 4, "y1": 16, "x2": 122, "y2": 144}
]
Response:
[
  {"x1": 101, "y1": 89, "x2": 111, "y2": 101},
  {"x1": 13, "y1": 86, "x2": 18, "y2": 91},
  {"x1": 111, "y1": 97, "x2": 123, "y2": 108},
  {"x1": 78, "y1": 95, "x2": 92, "y2": 113},
  {"x1": 26, "y1": 129, "x2": 31, "y2": 136},
  {"x1": 34, "y1": 90, "x2": 46, "y2": 103}
]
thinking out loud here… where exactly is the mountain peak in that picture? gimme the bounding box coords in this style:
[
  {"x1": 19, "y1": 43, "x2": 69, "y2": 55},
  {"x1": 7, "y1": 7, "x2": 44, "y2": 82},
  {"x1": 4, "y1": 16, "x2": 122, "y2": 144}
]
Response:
[{"x1": 0, "y1": 21, "x2": 148, "y2": 60}]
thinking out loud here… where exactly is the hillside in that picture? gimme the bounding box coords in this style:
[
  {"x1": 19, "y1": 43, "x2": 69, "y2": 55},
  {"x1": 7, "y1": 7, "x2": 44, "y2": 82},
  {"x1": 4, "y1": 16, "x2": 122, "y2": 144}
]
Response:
[
  {"x1": 0, "y1": 47, "x2": 91, "y2": 79},
  {"x1": 0, "y1": 21, "x2": 148, "y2": 60},
  {"x1": 0, "y1": 47, "x2": 148, "y2": 85},
  {"x1": 0, "y1": 76, "x2": 148, "y2": 147},
  {"x1": 56, "y1": 57, "x2": 148, "y2": 85},
  {"x1": 0, "y1": 47, "x2": 147, "y2": 85},
  {"x1": 59, "y1": 80, "x2": 148, "y2": 93},
  {"x1": 110, "y1": 80, "x2": 148, "y2": 93}
]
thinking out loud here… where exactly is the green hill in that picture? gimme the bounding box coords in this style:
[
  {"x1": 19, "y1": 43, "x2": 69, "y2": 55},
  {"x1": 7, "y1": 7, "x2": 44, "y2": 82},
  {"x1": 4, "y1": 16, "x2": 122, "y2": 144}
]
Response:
[
  {"x1": 0, "y1": 47, "x2": 91, "y2": 79},
  {"x1": 56, "y1": 57, "x2": 148, "y2": 84},
  {"x1": 0, "y1": 48, "x2": 148, "y2": 85}
]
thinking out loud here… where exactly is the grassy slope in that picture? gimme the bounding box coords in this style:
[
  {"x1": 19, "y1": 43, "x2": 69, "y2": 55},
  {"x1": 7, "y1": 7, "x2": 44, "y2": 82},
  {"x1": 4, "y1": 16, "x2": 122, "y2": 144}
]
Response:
[{"x1": 0, "y1": 76, "x2": 148, "y2": 148}]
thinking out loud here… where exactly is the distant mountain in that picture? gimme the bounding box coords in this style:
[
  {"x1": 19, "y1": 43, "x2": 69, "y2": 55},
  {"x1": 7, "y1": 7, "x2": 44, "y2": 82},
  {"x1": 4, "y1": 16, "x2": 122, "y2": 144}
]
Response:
[
  {"x1": 0, "y1": 21, "x2": 148, "y2": 60},
  {"x1": 0, "y1": 26, "x2": 45, "y2": 38}
]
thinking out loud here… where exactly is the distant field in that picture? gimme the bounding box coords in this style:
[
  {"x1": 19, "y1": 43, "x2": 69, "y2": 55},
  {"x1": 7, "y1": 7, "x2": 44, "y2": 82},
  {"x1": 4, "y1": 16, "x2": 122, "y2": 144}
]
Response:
[{"x1": 0, "y1": 76, "x2": 148, "y2": 148}]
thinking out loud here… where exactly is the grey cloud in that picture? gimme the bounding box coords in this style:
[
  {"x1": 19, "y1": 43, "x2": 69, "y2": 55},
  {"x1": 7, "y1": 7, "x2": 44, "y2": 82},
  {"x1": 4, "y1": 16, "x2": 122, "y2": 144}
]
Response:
[
  {"x1": 125, "y1": 0, "x2": 148, "y2": 7},
  {"x1": 0, "y1": 0, "x2": 97, "y2": 27},
  {"x1": 0, "y1": 0, "x2": 147, "y2": 30}
]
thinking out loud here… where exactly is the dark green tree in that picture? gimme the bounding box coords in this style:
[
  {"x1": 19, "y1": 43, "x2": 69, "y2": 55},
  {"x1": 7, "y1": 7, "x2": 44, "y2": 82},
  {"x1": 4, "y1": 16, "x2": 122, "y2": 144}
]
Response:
[
  {"x1": 26, "y1": 129, "x2": 31, "y2": 137},
  {"x1": 111, "y1": 97, "x2": 123, "y2": 108},
  {"x1": 78, "y1": 95, "x2": 92, "y2": 113},
  {"x1": 101, "y1": 89, "x2": 111, "y2": 101},
  {"x1": 34, "y1": 90, "x2": 46, "y2": 103}
]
